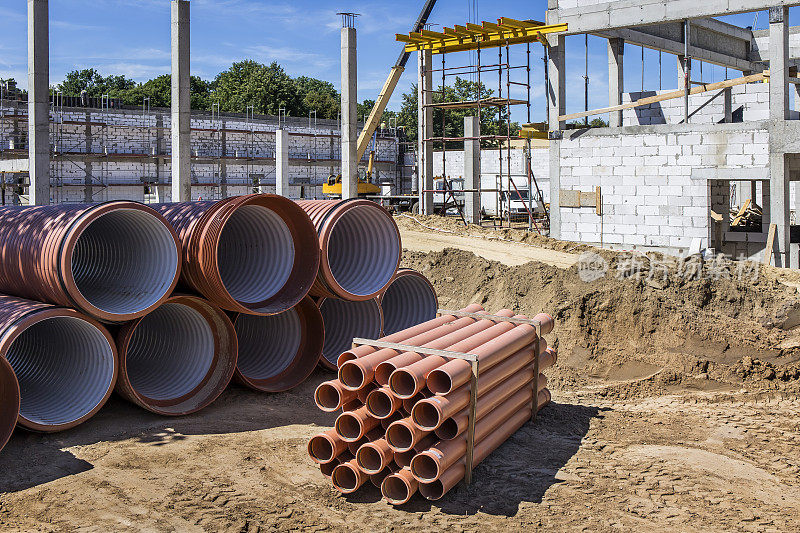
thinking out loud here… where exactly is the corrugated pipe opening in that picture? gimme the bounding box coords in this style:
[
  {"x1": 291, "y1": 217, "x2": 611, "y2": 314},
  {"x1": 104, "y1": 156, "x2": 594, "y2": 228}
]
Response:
[
  {"x1": 380, "y1": 270, "x2": 437, "y2": 336},
  {"x1": 6, "y1": 315, "x2": 116, "y2": 431},
  {"x1": 233, "y1": 296, "x2": 323, "y2": 392},
  {"x1": 71, "y1": 208, "x2": 179, "y2": 318},
  {"x1": 117, "y1": 297, "x2": 237, "y2": 415},
  {"x1": 0, "y1": 357, "x2": 20, "y2": 451},
  {"x1": 218, "y1": 205, "x2": 294, "y2": 304},
  {"x1": 317, "y1": 298, "x2": 382, "y2": 369},
  {"x1": 327, "y1": 205, "x2": 400, "y2": 298}
]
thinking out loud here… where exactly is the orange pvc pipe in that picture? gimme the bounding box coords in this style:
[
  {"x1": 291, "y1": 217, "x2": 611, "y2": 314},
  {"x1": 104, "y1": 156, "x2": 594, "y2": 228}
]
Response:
[
  {"x1": 314, "y1": 379, "x2": 358, "y2": 412},
  {"x1": 370, "y1": 463, "x2": 399, "y2": 488},
  {"x1": 320, "y1": 450, "x2": 353, "y2": 477},
  {"x1": 366, "y1": 386, "x2": 403, "y2": 419},
  {"x1": 386, "y1": 415, "x2": 432, "y2": 452},
  {"x1": 540, "y1": 347, "x2": 558, "y2": 371},
  {"x1": 347, "y1": 427, "x2": 383, "y2": 455},
  {"x1": 394, "y1": 433, "x2": 437, "y2": 468},
  {"x1": 382, "y1": 467, "x2": 419, "y2": 505},
  {"x1": 425, "y1": 324, "x2": 544, "y2": 395},
  {"x1": 356, "y1": 437, "x2": 394, "y2": 474},
  {"x1": 401, "y1": 390, "x2": 431, "y2": 415},
  {"x1": 335, "y1": 405, "x2": 381, "y2": 442},
  {"x1": 418, "y1": 407, "x2": 533, "y2": 500},
  {"x1": 436, "y1": 373, "x2": 546, "y2": 440},
  {"x1": 388, "y1": 309, "x2": 518, "y2": 399},
  {"x1": 411, "y1": 344, "x2": 536, "y2": 431},
  {"x1": 355, "y1": 382, "x2": 377, "y2": 404},
  {"x1": 379, "y1": 411, "x2": 403, "y2": 430},
  {"x1": 331, "y1": 457, "x2": 370, "y2": 494},
  {"x1": 532, "y1": 313, "x2": 555, "y2": 335},
  {"x1": 308, "y1": 428, "x2": 349, "y2": 464},
  {"x1": 338, "y1": 304, "x2": 486, "y2": 390},
  {"x1": 336, "y1": 304, "x2": 483, "y2": 367}
]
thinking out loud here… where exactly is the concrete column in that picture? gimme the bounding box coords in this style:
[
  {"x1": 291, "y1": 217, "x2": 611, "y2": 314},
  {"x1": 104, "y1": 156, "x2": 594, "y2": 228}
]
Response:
[
  {"x1": 548, "y1": 34, "x2": 565, "y2": 239},
  {"x1": 83, "y1": 111, "x2": 92, "y2": 202},
  {"x1": 171, "y1": 0, "x2": 191, "y2": 202},
  {"x1": 607, "y1": 38, "x2": 624, "y2": 127},
  {"x1": 27, "y1": 0, "x2": 49, "y2": 205},
  {"x1": 463, "y1": 116, "x2": 480, "y2": 224},
  {"x1": 769, "y1": 6, "x2": 792, "y2": 267},
  {"x1": 418, "y1": 50, "x2": 433, "y2": 214},
  {"x1": 220, "y1": 120, "x2": 227, "y2": 198},
  {"x1": 724, "y1": 87, "x2": 733, "y2": 123},
  {"x1": 340, "y1": 26, "x2": 357, "y2": 200},
  {"x1": 275, "y1": 129, "x2": 289, "y2": 198}
]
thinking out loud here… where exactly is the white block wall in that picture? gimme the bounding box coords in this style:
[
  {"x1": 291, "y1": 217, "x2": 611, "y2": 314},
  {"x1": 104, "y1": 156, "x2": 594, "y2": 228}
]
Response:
[
  {"x1": 432, "y1": 147, "x2": 550, "y2": 202},
  {"x1": 622, "y1": 83, "x2": 774, "y2": 126},
  {"x1": 558, "y1": 125, "x2": 770, "y2": 252}
]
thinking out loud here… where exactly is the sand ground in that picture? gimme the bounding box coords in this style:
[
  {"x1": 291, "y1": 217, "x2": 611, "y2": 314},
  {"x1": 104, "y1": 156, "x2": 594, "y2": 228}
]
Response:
[{"x1": 1, "y1": 218, "x2": 799, "y2": 532}]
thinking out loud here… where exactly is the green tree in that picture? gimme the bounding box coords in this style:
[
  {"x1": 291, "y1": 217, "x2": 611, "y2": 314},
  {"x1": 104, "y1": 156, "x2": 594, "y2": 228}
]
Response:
[
  {"x1": 57, "y1": 68, "x2": 137, "y2": 98},
  {"x1": 295, "y1": 76, "x2": 339, "y2": 119},
  {"x1": 213, "y1": 60, "x2": 303, "y2": 116},
  {"x1": 396, "y1": 77, "x2": 508, "y2": 147}
]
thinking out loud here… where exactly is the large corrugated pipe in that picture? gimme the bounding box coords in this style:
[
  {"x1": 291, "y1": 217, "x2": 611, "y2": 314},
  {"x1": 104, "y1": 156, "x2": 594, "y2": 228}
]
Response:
[
  {"x1": 0, "y1": 295, "x2": 117, "y2": 432},
  {"x1": 378, "y1": 269, "x2": 438, "y2": 337},
  {"x1": 297, "y1": 200, "x2": 401, "y2": 301},
  {"x1": 231, "y1": 296, "x2": 323, "y2": 392},
  {"x1": 316, "y1": 297, "x2": 383, "y2": 370},
  {"x1": 115, "y1": 295, "x2": 238, "y2": 415},
  {"x1": 0, "y1": 356, "x2": 20, "y2": 452},
  {"x1": 0, "y1": 202, "x2": 181, "y2": 322},
  {"x1": 156, "y1": 194, "x2": 320, "y2": 316}
]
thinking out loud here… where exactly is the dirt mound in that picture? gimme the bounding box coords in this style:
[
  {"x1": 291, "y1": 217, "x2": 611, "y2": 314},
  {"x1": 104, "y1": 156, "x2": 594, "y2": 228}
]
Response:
[
  {"x1": 394, "y1": 213, "x2": 594, "y2": 254},
  {"x1": 402, "y1": 248, "x2": 800, "y2": 397}
]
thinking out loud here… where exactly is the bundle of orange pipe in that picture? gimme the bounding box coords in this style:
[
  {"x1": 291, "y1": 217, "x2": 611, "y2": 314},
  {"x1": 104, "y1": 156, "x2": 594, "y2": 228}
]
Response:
[{"x1": 308, "y1": 305, "x2": 557, "y2": 505}]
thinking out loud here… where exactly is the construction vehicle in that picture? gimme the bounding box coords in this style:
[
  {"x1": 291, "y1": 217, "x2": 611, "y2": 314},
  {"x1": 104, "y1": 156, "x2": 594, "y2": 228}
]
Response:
[{"x1": 322, "y1": 150, "x2": 381, "y2": 198}]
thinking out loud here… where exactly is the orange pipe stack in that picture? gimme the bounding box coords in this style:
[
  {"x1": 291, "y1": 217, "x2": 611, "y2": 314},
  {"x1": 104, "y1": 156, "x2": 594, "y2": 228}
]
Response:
[{"x1": 308, "y1": 306, "x2": 557, "y2": 504}]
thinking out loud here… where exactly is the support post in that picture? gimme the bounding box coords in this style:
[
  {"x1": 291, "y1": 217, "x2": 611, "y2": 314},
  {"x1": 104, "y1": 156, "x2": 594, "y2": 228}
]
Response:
[
  {"x1": 463, "y1": 116, "x2": 480, "y2": 224},
  {"x1": 724, "y1": 87, "x2": 733, "y2": 123},
  {"x1": 607, "y1": 38, "x2": 624, "y2": 127},
  {"x1": 171, "y1": 0, "x2": 191, "y2": 202},
  {"x1": 768, "y1": 6, "x2": 792, "y2": 267},
  {"x1": 548, "y1": 34, "x2": 565, "y2": 239},
  {"x1": 341, "y1": 26, "x2": 358, "y2": 200},
  {"x1": 276, "y1": 129, "x2": 289, "y2": 198},
  {"x1": 418, "y1": 50, "x2": 434, "y2": 215},
  {"x1": 27, "y1": 0, "x2": 49, "y2": 205}
]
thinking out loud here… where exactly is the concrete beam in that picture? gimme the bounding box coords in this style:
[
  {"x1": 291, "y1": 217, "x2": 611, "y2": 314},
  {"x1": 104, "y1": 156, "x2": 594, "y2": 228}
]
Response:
[
  {"x1": 340, "y1": 26, "x2": 357, "y2": 200},
  {"x1": 275, "y1": 129, "x2": 289, "y2": 197},
  {"x1": 171, "y1": 0, "x2": 191, "y2": 202},
  {"x1": 608, "y1": 38, "x2": 624, "y2": 127},
  {"x1": 418, "y1": 50, "x2": 433, "y2": 215},
  {"x1": 548, "y1": 0, "x2": 800, "y2": 35},
  {"x1": 752, "y1": 26, "x2": 800, "y2": 63},
  {"x1": 548, "y1": 33, "x2": 565, "y2": 240},
  {"x1": 27, "y1": 0, "x2": 49, "y2": 205},
  {"x1": 598, "y1": 26, "x2": 756, "y2": 72},
  {"x1": 463, "y1": 116, "x2": 480, "y2": 224}
]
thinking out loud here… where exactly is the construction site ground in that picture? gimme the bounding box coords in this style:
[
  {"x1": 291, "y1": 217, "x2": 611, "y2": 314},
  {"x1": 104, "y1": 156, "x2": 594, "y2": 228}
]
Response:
[{"x1": 2, "y1": 215, "x2": 800, "y2": 532}]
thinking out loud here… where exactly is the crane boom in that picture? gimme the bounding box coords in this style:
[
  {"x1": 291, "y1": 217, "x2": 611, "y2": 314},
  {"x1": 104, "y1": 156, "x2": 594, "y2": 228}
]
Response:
[{"x1": 355, "y1": 0, "x2": 437, "y2": 161}]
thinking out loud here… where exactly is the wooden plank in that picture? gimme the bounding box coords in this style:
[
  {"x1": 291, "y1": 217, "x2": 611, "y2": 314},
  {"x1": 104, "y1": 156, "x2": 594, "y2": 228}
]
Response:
[
  {"x1": 559, "y1": 71, "x2": 768, "y2": 122},
  {"x1": 730, "y1": 198, "x2": 752, "y2": 227},
  {"x1": 764, "y1": 223, "x2": 777, "y2": 266}
]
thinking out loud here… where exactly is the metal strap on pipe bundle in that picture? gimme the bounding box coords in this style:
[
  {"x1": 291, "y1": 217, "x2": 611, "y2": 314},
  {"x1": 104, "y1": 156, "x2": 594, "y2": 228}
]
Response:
[
  {"x1": 307, "y1": 307, "x2": 557, "y2": 504},
  {"x1": 156, "y1": 194, "x2": 320, "y2": 316},
  {"x1": 0, "y1": 202, "x2": 181, "y2": 322},
  {"x1": 0, "y1": 294, "x2": 117, "y2": 437}
]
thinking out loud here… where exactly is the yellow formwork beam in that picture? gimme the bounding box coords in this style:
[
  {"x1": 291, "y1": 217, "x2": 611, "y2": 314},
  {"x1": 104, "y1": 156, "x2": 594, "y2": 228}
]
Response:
[{"x1": 397, "y1": 19, "x2": 567, "y2": 54}]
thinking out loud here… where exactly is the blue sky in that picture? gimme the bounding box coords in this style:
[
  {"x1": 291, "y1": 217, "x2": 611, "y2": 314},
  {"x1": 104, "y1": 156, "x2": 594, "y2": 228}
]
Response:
[{"x1": 0, "y1": 1, "x2": 794, "y2": 122}]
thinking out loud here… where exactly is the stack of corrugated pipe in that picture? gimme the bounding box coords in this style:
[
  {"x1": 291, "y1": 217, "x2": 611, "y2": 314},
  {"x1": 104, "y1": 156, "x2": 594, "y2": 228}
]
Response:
[
  {"x1": 0, "y1": 195, "x2": 436, "y2": 454},
  {"x1": 308, "y1": 305, "x2": 557, "y2": 504},
  {"x1": 296, "y1": 200, "x2": 438, "y2": 369}
]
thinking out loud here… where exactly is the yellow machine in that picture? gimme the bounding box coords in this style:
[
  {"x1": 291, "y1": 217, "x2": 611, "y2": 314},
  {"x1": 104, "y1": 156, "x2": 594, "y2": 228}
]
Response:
[{"x1": 322, "y1": 151, "x2": 381, "y2": 198}]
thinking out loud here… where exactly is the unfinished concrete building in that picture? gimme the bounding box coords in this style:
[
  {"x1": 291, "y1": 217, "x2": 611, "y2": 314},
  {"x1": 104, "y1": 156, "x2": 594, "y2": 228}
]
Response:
[{"x1": 545, "y1": 0, "x2": 800, "y2": 266}]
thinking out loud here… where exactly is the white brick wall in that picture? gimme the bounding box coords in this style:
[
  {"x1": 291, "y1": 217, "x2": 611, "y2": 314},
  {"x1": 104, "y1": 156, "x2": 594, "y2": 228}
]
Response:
[{"x1": 558, "y1": 126, "x2": 769, "y2": 253}]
